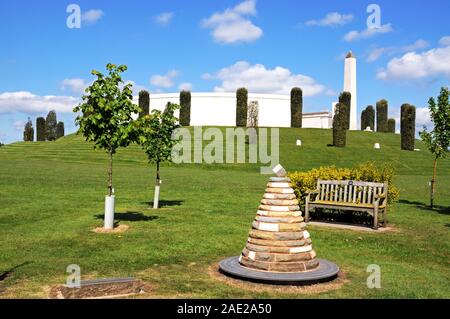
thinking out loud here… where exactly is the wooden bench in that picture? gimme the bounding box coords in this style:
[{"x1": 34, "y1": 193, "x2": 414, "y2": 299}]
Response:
[{"x1": 305, "y1": 179, "x2": 388, "y2": 229}]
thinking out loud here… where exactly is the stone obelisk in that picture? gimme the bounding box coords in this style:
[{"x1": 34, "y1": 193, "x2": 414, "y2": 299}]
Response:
[{"x1": 344, "y1": 51, "x2": 357, "y2": 130}]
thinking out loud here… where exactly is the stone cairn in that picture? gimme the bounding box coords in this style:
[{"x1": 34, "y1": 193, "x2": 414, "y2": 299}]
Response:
[{"x1": 239, "y1": 167, "x2": 319, "y2": 272}]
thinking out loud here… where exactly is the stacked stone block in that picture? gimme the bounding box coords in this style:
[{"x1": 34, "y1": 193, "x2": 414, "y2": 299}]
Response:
[{"x1": 239, "y1": 176, "x2": 319, "y2": 272}]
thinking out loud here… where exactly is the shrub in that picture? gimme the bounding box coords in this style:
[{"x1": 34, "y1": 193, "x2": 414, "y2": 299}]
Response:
[
  {"x1": 179, "y1": 90, "x2": 191, "y2": 126},
  {"x1": 247, "y1": 100, "x2": 259, "y2": 127},
  {"x1": 401, "y1": 103, "x2": 416, "y2": 150},
  {"x1": 36, "y1": 117, "x2": 46, "y2": 141},
  {"x1": 376, "y1": 99, "x2": 388, "y2": 132},
  {"x1": 388, "y1": 118, "x2": 396, "y2": 133},
  {"x1": 236, "y1": 87, "x2": 248, "y2": 127},
  {"x1": 45, "y1": 110, "x2": 57, "y2": 141},
  {"x1": 56, "y1": 122, "x2": 65, "y2": 139},
  {"x1": 366, "y1": 105, "x2": 375, "y2": 131},
  {"x1": 332, "y1": 102, "x2": 347, "y2": 147},
  {"x1": 139, "y1": 90, "x2": 150, "y2": 118},
  {"x1": 23, "y1": 118, "x2": 34, "y2": 142},
  {"x1": 288, "y1": 162, "x2": 399, "y2": 210},
  {"x1": 360, "y1": 109, "x2": 367, "y2": 130},
  {"x1": 290, "y1": 87, "x2": 302, "y2": 128},
  {"x1": 338, "y1": 91, "x2": 351, "y2": 130}
]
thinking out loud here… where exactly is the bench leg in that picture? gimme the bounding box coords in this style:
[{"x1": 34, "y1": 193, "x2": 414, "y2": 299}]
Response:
[
  {"x1": 383, "y1": 206, "x2": 387, "y2": 227},
  {"x1": 305, "y1": 201, "x2": 310, "y2": 223},
  {"x1": 373, "y1": 207, "x2": 378, "y2": 230}
]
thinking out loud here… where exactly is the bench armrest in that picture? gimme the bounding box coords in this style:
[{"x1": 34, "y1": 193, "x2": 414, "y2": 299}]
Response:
[
  {"x1": 374, "y1": 192, "x2": 388, "y2": 206},
  {"x1": 375, "y1": 192, "x2": 387, "y2": 199},
  {"x1": 306, "y1": 189, "x2": 319, "y2": 195}
]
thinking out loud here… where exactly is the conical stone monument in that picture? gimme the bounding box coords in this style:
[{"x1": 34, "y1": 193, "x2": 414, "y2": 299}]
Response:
[{"x1": 219, "y1": 165, "x2": 339, "y2": 285}]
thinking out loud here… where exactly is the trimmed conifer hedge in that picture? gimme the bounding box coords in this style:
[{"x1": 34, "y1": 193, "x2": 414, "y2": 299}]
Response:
[
  {"x1": 338, "y1": 92, "x2": 351, "y2": 130},
  {"x1": 139, "y1": 90, "x2": 150, "y2": 118},
  {"x1": 388, "y1": 118, "x2": 396, "y2": 133},
  {"x1": 23, "y1": 118, "x2": 34, "y2": 142},
  {"x1": 290, "y1": 87, "x2": 302, "y2": 128},
  {"x1": 179, "y1": 90, "x2": 191, "y2": 126},
  {"x1": 56, "y1": 122, "x2": 65, "y2": 139},
  {"x1": 36, "y1": 117, "x2": 46, "y2": 141},
  {"x1": 376, "y1": 99, "x2": 388, "y2": 132},
  {"x1": 361, "y1": 105, "x2": 375, "y2": 131},
  {"x1": 45, "y1": 110, "x2": 57, "y2": 141},
  {"x1": 333, "y1": 102, "x2": 347, "y2": 147},
  {"x1": 236, "y1": 87, "x2": 248, "y2": 127},
  {"x1": 401, "y1": 104, "x2": 416, "y2": 150}
]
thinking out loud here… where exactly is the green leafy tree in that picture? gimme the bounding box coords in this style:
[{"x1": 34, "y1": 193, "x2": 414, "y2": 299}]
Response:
[
  {"x1": 73, "y1": 63, "x2": 139, "y2": 197},
  {"x1": 45, "y1": 110, "x2": 57, "y2": 141},
  {"x1": 136, "y1": 102, "x2": 180, "y2": 208},
  {"x1": 23, "y1": 118, "x2": 34, "y2": 142},
  {"x1": 36, "y1": 117, "x2": 46, "y2": 141},
  {"x1": 179, "y1": 90, "x2": 191, "y2": 126},
  {"x1": 236, "y1": 88, "x2": 248, "y2": 127},
  {"x1": 419, "y1": 87, "x2": 450, "y2": 208},
  {"x1": 290, "y1": 87, "x2": 303, "y2": 128}
]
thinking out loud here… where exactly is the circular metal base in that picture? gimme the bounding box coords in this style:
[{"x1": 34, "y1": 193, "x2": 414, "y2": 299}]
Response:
[{"x1": 219, "y1": 257, "x2": 339, "y2": 285}]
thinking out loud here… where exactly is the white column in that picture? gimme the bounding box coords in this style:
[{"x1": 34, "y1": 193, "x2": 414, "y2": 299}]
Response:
[{"x1": 344, "y1": 52, "x2": 357, "y2": 130}]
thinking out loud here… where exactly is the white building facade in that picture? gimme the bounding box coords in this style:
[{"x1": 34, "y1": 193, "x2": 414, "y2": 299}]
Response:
[{"x1": 144, "y1": 92, "x2": 332, "y2": 129}]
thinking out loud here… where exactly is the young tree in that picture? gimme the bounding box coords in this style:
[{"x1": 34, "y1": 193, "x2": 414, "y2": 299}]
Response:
[
  {"x1": 366, "y1": 105, "x2": 375, "y2": 131},
  {"x1": 56, "y1": 122, "x2": 65, "y2": 139},
  {"x1": 179, "y1": 90, "x2": 191, "y2": 126},
  {"x1": 73, "y1": 63, "x2": 139, "y2": 229},
  {"x1": 36, "y1": 117, "x2": 46, "y2": 141},
  {"x1": 290, "y1": 87, "x2": 303, "y2": 128},
  {"x1": 137, "y1": 102, "x2": 180, "y2": 209},
  {"x1": 23, "y1": 118, "x2": 34, "y2": 142},
  {"x1": 236, "y1": 87, "x2": 248, "y2": 127},
  {"x1": 45, "y1": 110, "x2": 57, "y2": 141},
  {"x1": 419, "y1": 87, "x2": 450, "y2": 208},
  {"x1": 138, "y1": 90, "x2": 150, "y2": 118}
]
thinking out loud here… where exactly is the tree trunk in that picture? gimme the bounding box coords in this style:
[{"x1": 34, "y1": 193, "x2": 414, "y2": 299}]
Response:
[
  {"x1": 108, "y1": 151, "x2": 113, "y2": 196},
  {"x1": 153, "y1": 161, "x2": 161, "y2": 209},
  {"x1": 430, "y1": 158, "x2": 437, "y2": 208}
]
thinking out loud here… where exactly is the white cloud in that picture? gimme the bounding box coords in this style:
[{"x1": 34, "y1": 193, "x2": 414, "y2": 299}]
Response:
[
  {"x1": 207, "y1": 61, "x2": 326, "y2": 96},
  {"x1": 202, "y1": 0, "x2": 262, "y2": 44},
  {"x1": 439, "y1": 35, "x2": 450, "y2": 46},
  {"x1": 305, "y1": 12, "x2": 353, "y2": 27},
  {"x1": 81, "y1": 9, "x2": 104, "y2": 25},
  {"x1": 178, "y1": 82, "x2": 193, "y2": 91},
  {"x1": 0, "y1": 92, "x2": 79, "y2": 114},
  {"x1": 150, "y1": 70, "x2": 179, "y2": 88},
  {"x1": 344, "y1": 24, "x2": 393, "y2": 42},
  {"x1": 377, "y1": 45, "x2": 450, "y2": 80},
  {"x1": 155, "y1": 12, "x2": 174, "y2": 26},
  {"x1": 60, "y1": 78, "x2": 89, "y2": 95},
  {"x1": 366, "y1": 39, "x2": 429, "y2": 62}
]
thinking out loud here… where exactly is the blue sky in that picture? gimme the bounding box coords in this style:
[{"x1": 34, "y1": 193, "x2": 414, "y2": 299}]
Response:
[{"x1": 1, "y1": 0, "x2": 449, "y2": 143}]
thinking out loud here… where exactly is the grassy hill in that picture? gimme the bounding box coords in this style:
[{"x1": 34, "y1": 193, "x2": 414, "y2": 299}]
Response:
[{"x1": 0, "y1": 128, "x2": 449, "y2": 298}]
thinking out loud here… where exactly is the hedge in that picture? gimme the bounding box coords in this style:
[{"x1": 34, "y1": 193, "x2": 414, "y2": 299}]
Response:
[
  {"x1": 290, "y1": 87, "x2": 302, "y2": 128},
  {"x1": 179, "y1": 90, "x2": 191, "y2": 126},
  {"x1": 376, "y1": 99, "x2": 388, "y2": 132},
  {"x1": 332, "y1": 102, "x2": 347, "y2": 147},
  {"x1": 36, "y1": 117, "x2": 46, "y2": 141},
  {"x1": 139, "y1": 90, "x2": 150, "y2": 118},
  {"x1": 236, "y1": 87, "x2": 248, "y2": 127},
  {"x1": 387, "y1": 118, "x2": 396, "y2": 133},
  {"x1": 339, "y1": 91, "x2": 351, "y2": 130},
  {"x1": 401, "y1": 103, "x2": 416, "y2": 150},
  {"x1": 56, "y1": 122, "x2": 65, "y2": 139}
]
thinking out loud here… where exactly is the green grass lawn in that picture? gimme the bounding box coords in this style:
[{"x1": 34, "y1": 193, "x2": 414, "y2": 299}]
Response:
[{"x1": 0, "y1": 128, "x2": 449, "y2": 298}]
